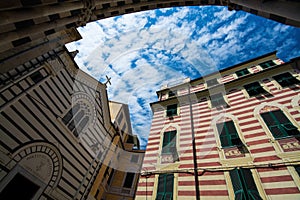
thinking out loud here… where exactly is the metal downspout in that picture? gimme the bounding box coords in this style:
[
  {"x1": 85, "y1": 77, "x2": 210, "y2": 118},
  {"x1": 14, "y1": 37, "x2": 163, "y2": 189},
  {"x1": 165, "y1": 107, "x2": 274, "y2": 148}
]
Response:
[{"x1": 188, "y1": 86, "x2": 200, "y2": 200}]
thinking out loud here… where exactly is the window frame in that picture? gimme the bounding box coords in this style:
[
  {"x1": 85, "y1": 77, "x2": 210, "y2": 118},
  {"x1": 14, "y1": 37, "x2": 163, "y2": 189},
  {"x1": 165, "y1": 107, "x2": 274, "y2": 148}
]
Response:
[
  {"x1": 260, "y1": 109, "x2": 299, "y2": 139},
  {"x1": 229, "y1": 168, "x2": 263, "y2": 200},
  {"x1": 206, "y1": 78, "x2": 219, "y2": 87},
  {"x1": 216, "y1": 120, "x2": 243, "y2": 148},
  {"x1": 162, "y1": 130, "x2": 177, "y2": 156},
  {"x1": 62, "y1": 103, "x2": 89, "y2": 137},
  {"x1": 168, "y1": 90, "x2": 177, "y2": 98},
  {"x1": 166, "y1": 104, "x2": 178, "y2": 117},
  {"x1": 123, "y1": 172, "x2": 135, "y2": 188},
  {"x1": 273, "y1": 72, "x2": 300, "y2": 88},
  {"x1": 209, "y1": 93, "x2": 228, "y2": 108},
  {"x1": 244, "y1": 82, "x2": 266, "y2": 97},
  {"x1": 236, "y1": 68, "x2": 250, "y2": 77},
  {"x1": 156, "y1": 174, "x2": 174, "y2": 200},
  {"x1": 259, "y1": 60, "x2": 277, "y2": 69}
]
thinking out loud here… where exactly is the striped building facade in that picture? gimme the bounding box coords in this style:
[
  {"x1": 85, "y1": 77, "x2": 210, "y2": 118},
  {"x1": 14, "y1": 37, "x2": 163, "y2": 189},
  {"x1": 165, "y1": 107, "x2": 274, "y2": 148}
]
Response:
[{"x1": 136, "y1": 52, "x2": 300, "y2": 200}]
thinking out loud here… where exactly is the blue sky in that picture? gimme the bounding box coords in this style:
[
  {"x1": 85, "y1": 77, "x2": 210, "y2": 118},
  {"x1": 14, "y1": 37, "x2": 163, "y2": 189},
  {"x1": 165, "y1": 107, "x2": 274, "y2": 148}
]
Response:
[{"x1": 66, "y1": 6, "x2": 300, "y2": 149}]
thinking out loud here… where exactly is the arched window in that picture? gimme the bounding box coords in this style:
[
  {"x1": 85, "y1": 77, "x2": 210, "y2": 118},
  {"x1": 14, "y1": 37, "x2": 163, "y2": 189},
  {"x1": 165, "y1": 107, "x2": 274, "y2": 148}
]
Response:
[
  {"x1": 62, "y1": 102, "x2": 90, "y2": 137},
  {"x1": 216, "y1": 120, "x2": 243, "y2": 148},
  {"x1": 161, "y1": 130, "x2": 178, "y2": 163},
  {"x1": 261, "y1": 109, "x2": 299, "y2": 139}
]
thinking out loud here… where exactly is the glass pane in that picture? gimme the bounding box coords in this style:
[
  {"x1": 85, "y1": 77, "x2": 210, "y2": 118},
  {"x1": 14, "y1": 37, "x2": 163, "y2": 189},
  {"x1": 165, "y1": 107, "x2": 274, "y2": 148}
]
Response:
[
  {"x1": 229, "y1": 169, "x2": 243, "y2": 192},
  {"x1": 156, "y1": 193, "x2": 164, "y2": 200},
  {"x1": 123, "y1": 172, "x2": 135, "y2": 188},
  {"x1": 241, "y1": 169, "x2": 262, "y2": 200},
  {"x1": 226, "y1": 121, "x2": 236, "y2": 134},
  {"x1": 157, "y1": 175, "x2": 165, "y2": 193},
  {"x1": 62, "y1": 110, "x2": 73, "y2": 124},
  {"x1": 272, "y1": 110, "x2": 290, "y2": 124},
  {"x1": 220, "y1": 135, "x2": 229, "y2": 147},
  {"x1": 270, "y1": 126, "x2": 286, "y2": 138},
  {"x1": 236, "y1": 68, "x2": 249, "y2": 77}
]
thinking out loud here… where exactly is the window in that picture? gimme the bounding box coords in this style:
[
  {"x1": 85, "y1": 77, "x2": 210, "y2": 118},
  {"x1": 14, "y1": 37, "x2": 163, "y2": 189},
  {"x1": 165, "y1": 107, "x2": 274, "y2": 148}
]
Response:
[
  {"x1": 210, "y1": 93, "x2": 227, "y2": 107},
  {"x1": 62, "y1": 102, "x2": 89, "y2": 137},
  {"x1": 244, "y1": 82, "x2": 265, "y2": 96},
  {"x1": 259, "y1": 60, "x2": 276, "y2": 69},
  {"x1": 216, "y1": 121, "x2": 243, "y2": 148},
  {"x1": 156, "y1": 174, "x2": 174, "y2": 200},
  {"x1": 166, "y1": 104, "x2": 177, "y2": 117},
  {"x1": 236, "y1": 68, "x2": 250, "y2": 77},
  {"x1": 273, "y1": 72, "x2": 300, "y2": 87},
  {"x1": 107, "y1": 168, "x2": 114, "y2": 186},
  {"x1": 229, "y1": 168, "x2": 262, "y2": 200},
  {"x1": 206, "y1": 78, "x2": 218, "y2": 87},
  {"x1": 168, "y1": 90, "x2": 177, "y2": 98},
  {"x1": 131, "y1": 154, "x2": 139, "y2": 163},
  {"x1": 261, "y1": 110, "x2": 299, "y2": 139},
  {"x1": 295, "y1": 165, "x2": 300, "y2": 177},
  {"x1": 0, "y1": 173, "x2": 40, "y2": 200},
  {"x1": 62, "y1": 103, "x2": 89, "y2": 137},
  {"x1": 162, "y1": 131, "x2": 177, "y2": 156},
  {"x1": 30, "y1": 71, "x2": 44, "y2": 83},
  {"x1": 127, "y1": 135, "x2": 134, "y2": 143},
  {"x1": 123, "y1": 172, "x2": 135, "y2": 188}
]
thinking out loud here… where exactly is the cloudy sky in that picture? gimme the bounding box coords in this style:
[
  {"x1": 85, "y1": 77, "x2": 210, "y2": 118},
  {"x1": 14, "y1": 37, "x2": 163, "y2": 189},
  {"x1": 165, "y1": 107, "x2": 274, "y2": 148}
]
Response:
[{"x1": 66, "y1": 6, "x2": 300, "y2": 149}]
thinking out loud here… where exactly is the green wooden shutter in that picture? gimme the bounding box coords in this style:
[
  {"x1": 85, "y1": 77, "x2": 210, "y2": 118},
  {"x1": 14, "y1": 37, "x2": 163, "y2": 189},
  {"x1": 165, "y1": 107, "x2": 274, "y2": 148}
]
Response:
[
  {"x1": 217, "y1": 121, "x2": 242, "y2": 147},
  {"x1": 236, "y1": 68, "x2": 250, "y2": 77},
  {"x1": 273, "y1": 72, "x2": 300, "y2": 87},
  {"x1": 156, "y1": 174, "x2": 174, "y2": 200},
  {"x1": 230, "y1": 169, "x2": 247, "y2": 200},
  {"x1": 166, "y1": 104, "x2": 177, "y2": 117},
  {"x1": 230, "y1": 169, "x2": 262, "y2": 200},
  {"x1": 244, "y1": 82, "x2": 265, "y2": 96},
  {"x1": 261, "y1": 110, "x2": 299, "y2": 138},
  {"x1": 259, "y1": 60, "x2": 276, "y2": 69},
  {"x1": 240, "y1": 169, "x2": 262, "y2": 200}
]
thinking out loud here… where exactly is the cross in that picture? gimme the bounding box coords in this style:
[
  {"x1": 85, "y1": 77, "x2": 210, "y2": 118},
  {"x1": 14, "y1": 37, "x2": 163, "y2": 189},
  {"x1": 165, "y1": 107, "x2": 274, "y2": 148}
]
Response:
[{"x1": 104, "y1": 75, "x2": 111, "y2": 86}]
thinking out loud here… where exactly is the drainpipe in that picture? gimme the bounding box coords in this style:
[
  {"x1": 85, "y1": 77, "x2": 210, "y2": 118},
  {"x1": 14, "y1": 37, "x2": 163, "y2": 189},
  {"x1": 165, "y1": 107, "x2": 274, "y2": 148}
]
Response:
[{"x1": 187, "y1": 86, "x2": 200, "y2": 200}]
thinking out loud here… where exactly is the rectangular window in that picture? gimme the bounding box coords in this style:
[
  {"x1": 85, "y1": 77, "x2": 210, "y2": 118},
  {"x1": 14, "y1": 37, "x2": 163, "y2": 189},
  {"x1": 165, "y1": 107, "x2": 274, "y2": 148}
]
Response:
[
  {"x1": 166, "y1": 104, "x2": 177, "y2": 117},
  {"x1": 210, "y1": 93, "x2": 227, "y2": 107},
  {"x1": 30, "y1": 71, "x2": 44, "y2": 84},
  {"x1": 162, "y1": 130, "x2": 177, "y2": 155},
  {"x1": 236, "y1": 68, "x2": 250, "y2": 77},
  {"x1": 216, "y1": 121, "x2": 243, "y2": 148},
  {"x1": 131, "y1": 154, "x2": 139, "y2": 163},
  {"x1": 261, "y1": 110, "x2": 299, "y2": 138},
  {"x1": 107, "y1": 168, "x2": 114, "y2": 186},
  {"x1": 168, "y1": 90, "x2": 177, "y2": 98},
  {"x1": 244, "y1": 82, "x2": 265, "y2": 96},
  {"x1": 229, "y1": 168, "x2": 262, "y2": 200},
  {"x1": 259, "y1": 60, "x2": 276, "y2": 69},
  {"x1": 295, "y1": 165, "x2": 300, "y2": 177},
  {"x1": 273, "y1": 72, "x2": 300, "y2": 87},
  {"x1": 156, "y1": 174, "x2": 174, "y2": 200},
  {"x1": 123, "y1": 172, "x2": 135, "y2": 188},
  {"x1": 206, "y1": 78, "x2": 218, "y2": 87}
]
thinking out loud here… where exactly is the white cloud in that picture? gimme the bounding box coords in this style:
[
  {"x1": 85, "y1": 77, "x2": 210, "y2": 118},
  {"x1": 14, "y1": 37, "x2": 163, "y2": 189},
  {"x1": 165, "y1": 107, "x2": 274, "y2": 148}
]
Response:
[{"x1": 67, "y1": 6, "x2": 300, "y2": 148}]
